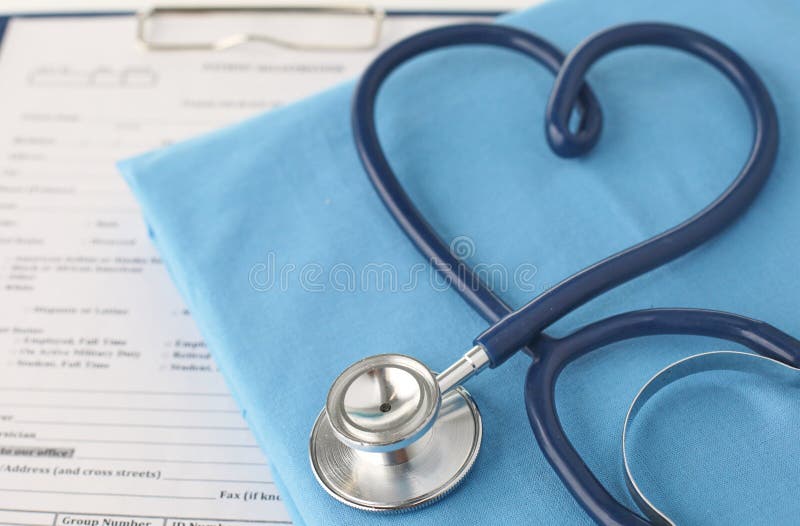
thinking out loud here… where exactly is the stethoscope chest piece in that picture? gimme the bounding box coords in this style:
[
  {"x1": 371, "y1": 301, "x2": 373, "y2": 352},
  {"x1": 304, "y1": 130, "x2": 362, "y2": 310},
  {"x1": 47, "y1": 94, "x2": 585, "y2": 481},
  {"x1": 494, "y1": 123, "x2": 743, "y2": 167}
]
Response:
[{"x1": 309, "y1": 354, "x2": 482, "y2": 511}]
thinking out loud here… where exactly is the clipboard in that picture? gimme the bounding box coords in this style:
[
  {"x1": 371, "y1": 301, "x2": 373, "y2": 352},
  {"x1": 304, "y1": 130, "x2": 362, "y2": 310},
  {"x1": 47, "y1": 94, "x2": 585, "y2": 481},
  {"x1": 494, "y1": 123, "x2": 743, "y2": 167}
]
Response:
[
  {"x1": 0, "y1": 3, "x2": 495, "y2": 526},
  {"x1": 0, "y1": 5, "x2": 504, "y2": 54}
]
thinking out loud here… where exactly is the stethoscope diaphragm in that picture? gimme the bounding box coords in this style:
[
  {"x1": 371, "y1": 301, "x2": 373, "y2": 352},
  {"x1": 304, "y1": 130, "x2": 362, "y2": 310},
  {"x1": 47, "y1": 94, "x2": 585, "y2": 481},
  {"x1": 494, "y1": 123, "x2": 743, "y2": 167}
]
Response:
[{"x1": 309, "y1": 354, "x2": 482, "y2": 511}]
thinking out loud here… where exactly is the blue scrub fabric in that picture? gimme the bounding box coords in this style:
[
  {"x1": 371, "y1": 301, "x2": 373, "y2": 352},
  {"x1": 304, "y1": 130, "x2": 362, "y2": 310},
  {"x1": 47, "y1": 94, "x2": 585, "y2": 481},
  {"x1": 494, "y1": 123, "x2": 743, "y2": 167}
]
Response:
[{"x1": 118, "y1": 0, "x2": 800, "y2": 524}]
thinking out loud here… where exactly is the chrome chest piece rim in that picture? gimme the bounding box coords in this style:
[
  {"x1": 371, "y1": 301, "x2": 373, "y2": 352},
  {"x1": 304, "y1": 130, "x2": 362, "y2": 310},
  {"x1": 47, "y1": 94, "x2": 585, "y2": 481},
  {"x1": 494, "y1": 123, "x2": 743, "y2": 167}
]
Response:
[{"x1": 309, "y1": 354, "x2": 483, "y2": 511}]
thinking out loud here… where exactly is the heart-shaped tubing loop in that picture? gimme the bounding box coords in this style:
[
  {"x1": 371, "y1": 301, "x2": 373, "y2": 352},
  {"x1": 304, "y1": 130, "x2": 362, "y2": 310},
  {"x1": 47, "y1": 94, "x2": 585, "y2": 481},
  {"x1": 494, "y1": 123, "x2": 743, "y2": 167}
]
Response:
[
  {"x1": 353, "y1": 21, "x2": 779, "y2": 367},
  {"x1": 526, "y1": 308, "x2": 800, "y2": 525},
  {"x1": 351, "y1": 23, "x2": 604, "y2": 360},
  {"x1": 476, "y1": 23, "x2": 778, "y2": 365}
]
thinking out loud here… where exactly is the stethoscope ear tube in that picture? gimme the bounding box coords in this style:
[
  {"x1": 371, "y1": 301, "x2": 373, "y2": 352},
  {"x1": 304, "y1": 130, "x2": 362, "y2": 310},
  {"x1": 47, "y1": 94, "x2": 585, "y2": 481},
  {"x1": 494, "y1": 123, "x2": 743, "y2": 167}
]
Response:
[{"x1": 526, "y1": 309, "x2": 800, "y2": 526}]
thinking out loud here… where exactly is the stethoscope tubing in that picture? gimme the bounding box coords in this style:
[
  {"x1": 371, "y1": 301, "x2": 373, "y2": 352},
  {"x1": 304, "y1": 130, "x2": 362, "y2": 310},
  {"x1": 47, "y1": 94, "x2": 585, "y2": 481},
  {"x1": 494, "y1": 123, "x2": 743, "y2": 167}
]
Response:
[
  {"x1": 514, "y1": 24, "x2": 780, "y2": 525},
  {"x1": 350, "y1": 20, "x2": 782, "y2": 526},
  {"x1": 352, "y1": 23, "x2": 778, "y2": 368},
  {"x1": 526, "y1": 309, "x2": 800, "y2": 526},
  {"x1": 351, "y1": 23, "x2": 604, "y2": 360},
  {"x1": 475, "y1": 23, "x2": 778, "y2": 364}
]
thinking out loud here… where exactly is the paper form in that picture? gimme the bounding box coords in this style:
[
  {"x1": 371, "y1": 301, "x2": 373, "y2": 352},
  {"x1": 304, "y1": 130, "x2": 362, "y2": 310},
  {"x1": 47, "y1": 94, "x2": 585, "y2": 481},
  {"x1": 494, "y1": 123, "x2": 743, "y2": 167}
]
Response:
[{"x1": 0, "y1": 12, "x2": 480, "y2": 525}]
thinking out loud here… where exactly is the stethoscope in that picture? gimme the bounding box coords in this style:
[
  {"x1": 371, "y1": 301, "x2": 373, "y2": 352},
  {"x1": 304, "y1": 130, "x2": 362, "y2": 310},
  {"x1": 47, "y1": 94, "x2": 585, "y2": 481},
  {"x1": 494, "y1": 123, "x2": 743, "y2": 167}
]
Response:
[{"x1": 307, "y1": 21, "x2": 796, "y2": 525}]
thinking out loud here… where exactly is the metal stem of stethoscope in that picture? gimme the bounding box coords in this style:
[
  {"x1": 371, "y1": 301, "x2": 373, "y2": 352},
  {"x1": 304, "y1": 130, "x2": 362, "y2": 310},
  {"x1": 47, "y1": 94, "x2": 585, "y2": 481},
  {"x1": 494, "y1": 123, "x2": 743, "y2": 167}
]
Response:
[
  {"x1": 310, "y1": 21, "x2": 781, "y2": 525},
  {"x1": 435, "y1": 345, "x2": 490, "y2": 392}
]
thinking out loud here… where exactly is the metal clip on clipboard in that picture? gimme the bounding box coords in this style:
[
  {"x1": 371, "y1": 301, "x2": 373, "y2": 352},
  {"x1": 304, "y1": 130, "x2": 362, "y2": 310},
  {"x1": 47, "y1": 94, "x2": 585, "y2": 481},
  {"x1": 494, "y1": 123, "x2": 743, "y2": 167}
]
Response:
[{"x1": 137, "y1": 5, "x2": 386, "y2": 52}]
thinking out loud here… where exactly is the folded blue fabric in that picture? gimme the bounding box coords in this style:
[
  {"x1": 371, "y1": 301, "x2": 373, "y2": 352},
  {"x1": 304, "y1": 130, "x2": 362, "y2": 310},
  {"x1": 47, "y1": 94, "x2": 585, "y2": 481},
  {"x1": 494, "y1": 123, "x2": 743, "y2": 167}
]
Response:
[{"x1": 119, "y1": 0, "x2": 800, "y2": 524}]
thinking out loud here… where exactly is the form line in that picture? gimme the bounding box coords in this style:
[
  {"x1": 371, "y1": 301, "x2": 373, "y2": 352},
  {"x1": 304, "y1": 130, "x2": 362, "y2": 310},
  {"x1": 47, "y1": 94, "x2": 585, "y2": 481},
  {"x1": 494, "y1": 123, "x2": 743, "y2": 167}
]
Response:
[
  {"x1": 0, "y1": 387, "x2": 229, "y2": 396},
  {"x1": 0, "y1": 507, "x2": 290, "y2": 525},
  {"x1": 163, "y1": 478, "x2": 275, "y2": 484},
  {"x1": 0, "y1": 488, "x2": 214, "y2": 500},
  {"x1": 76, "y1": 456, "x2": 267, "y2": 466},
  {"x1": 0, "y1": 404, "x2": 238, "y2": 413},
  {"x1": 37, "y1": 438, "x2": 258, "y2": 448},
  {"x1": 15, "y1": 420, "x2": 248, "y2": 430}
]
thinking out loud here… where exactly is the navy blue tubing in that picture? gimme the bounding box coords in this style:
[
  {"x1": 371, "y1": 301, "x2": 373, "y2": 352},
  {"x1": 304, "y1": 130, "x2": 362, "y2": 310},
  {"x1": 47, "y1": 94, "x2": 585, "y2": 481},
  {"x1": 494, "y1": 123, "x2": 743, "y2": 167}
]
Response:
[
  {"x1": 352, "y1": 21, "x2": 782, "y2": 526},
  {"x1": 476, "y1": 23, "x2": 778, "y2": 364},
  {"x1": 527, "y1": 309, "x2": 800, "y2": 525},
  {"x1": 353, "y1": 22, "x2": 778, "y2": 366},
  {"x1": 352, "y1": 23, "x2": 604, "y2": 359}
]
